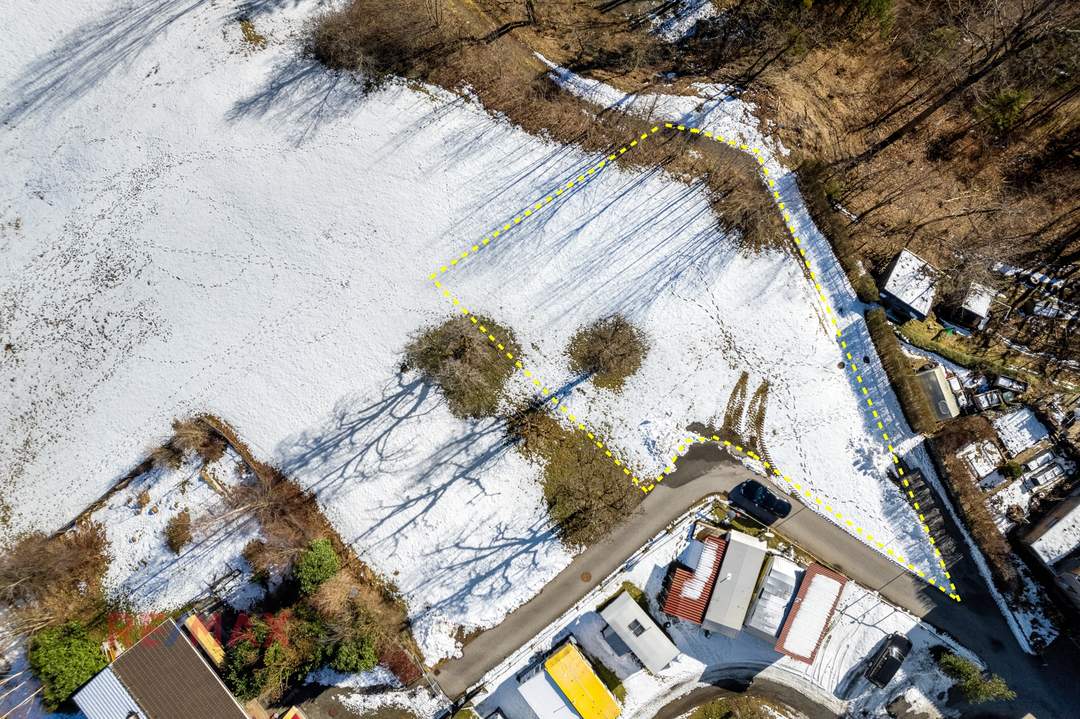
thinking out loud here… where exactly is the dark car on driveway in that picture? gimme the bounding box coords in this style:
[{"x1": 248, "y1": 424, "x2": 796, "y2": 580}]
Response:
[
  {"x1": 731, "y1": 480, "x2": 792, "y2": 525},
  {"x1": 865, "y1": 634, "x2": 912, "y2": 688}
]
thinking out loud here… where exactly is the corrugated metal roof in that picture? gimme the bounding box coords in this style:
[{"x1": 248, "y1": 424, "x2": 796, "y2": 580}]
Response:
[
  {"x1": 702, "y1": 531, "x2": 767, "y2": 635},
  {"x1": 661, "y1": 535, "x2": 727, "y2": 623},
  {"x1": 883, "y1": 249, "x2": 937, "y2": 317},
  {"x1": 744, "y1": 555, "x2": 800, "y2": 642},
  {"x1": 519, "y1": 668, "x2": 582, "y2": 719},
  {"x1": 774, "y1": 564, "x2": 847, "y2": 664},
  {"x1": 599, "y1": 592, "x2": 679, "y2": 673},
  {"x1": 112, "y1": 618, "x2": 248, "y2": 719},
  {"x1": 544, "y1": 643, "x2": 620, "y2": 719},
  {"x1": 74, "y1": 666, "x2": 147, "y2": 719}
]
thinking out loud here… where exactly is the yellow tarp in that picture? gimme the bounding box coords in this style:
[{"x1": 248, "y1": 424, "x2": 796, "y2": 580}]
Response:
[
  {"x1": 544, "y1": 644, "x2": 621, "y2": 719},
  {"x1": 183, "y1": 614, "x2": 225, "y2": 667}
]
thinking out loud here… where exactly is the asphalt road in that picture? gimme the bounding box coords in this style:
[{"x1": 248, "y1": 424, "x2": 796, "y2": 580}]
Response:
[
  {"x1": 651, "y1": 679, "x2": 839, "y2": 719},
  {"x1": 432, "y1": 442, "x2": 1080, "y2": 718}
]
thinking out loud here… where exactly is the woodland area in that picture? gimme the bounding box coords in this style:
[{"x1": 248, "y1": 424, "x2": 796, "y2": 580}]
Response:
[{"x1": 313, "y1": 0, "x2": 1079, "y2": 373}]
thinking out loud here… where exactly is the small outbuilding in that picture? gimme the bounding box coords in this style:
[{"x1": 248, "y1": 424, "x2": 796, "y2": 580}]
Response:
[
  {"x1": 599, "y1": 591, "x2": 679, "y2": 673},
  {"x1": 880, "y1": 249, "x2": 939, "y2": 321},
  {"x1": 1023, "y1": 492, "x2": 1080, "y2": 609},
  {"x1": 702, "y1": 531, "x2": 768, "y2": 637},
  {"x1": 974, "y1": 390, "x2": 1003, "y2": 412},
  {"x1": 661, "y1": 534, "x2": 727, "y2": 623},
  {"x1": 743, "y1": 555, "x2": 801, "y2": 643},
  {"x1": 952, "y1": 283, "x2": 995, "y2": 331},
  {"x1": 993, "y1": 407, "x2": 1051, "y2": 457},
  {"x1": 915, "y1": 364, "x2": 960, "y2": 421},
  {"x1": 774, "y1": 564, "x2": 848, "y2": 664}
]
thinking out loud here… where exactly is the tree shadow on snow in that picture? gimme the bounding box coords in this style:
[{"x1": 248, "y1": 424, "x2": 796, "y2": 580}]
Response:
[
  {"x1": 275, "y1": 370, "x2": 568, "y2": 621},
  {"x1": 279, "y1": 374, "x2": 436, "y2": 495},
  {"x1": 226, "y1": 55, "x2": 369, "y2": 145},
  {"x1": 276, "y1": 372, "x2": 531, "y2": 555},
  {"x1": 0, "y1": 0, "x2": 299, "y2": 127},
  {"x1": 452, "y1": 162, "x2": 730, "y2": 327}
]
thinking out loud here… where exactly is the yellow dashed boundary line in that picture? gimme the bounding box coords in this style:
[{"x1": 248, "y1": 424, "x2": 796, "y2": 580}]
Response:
[
  {"x1": 427, "y1": 128, "x2": 662, "y2": 281},
  {"x1": 426, "y1": 124, "x2": 960, "y2": 601}
]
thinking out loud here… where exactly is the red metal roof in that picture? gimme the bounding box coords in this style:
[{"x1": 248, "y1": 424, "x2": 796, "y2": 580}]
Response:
[
  {"x1": 773, "y1": 563, "x2": 847, "y2": 664},
  {"x1": 662, "y1": 535, "x2": 727, "y2": 623}
]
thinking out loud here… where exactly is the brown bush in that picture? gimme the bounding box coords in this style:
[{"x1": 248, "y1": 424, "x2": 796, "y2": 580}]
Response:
[
  {"x1": 507, "y1": 404, "x2": 642, "y2": 546},
  {"x1": 136, "y1": 489, "x2": 151, "y2": 508},
  {"x1": 309, "y1": 570, "x2": 354, "y2": 620},
  {"x1": 380, "y1": 644, "x2": 423, "y2": 686},
  {"x1": 704, "y1": 144, "x2": 789, "y2": 253},
  {"x1": 309, "y1": 0, "x2": 452, "y2": 81},
  {"x1": 932, "y1": 417, "x2": 1019, "y2": 592},
  {"x1": 171, "y1": 418, "x2": 227, "y2": 463},
  {"x1": 239, "y1": 539, "x2": 271, "y2": 586},
  {"x1": 0, "y1": 523, "x2": 108, "y2": 632},
  {"x1": 405, "y1": 314, "x2": 522, "y2": 418},
  {"x1": 568, "y1": 315, "x2": 649, "y2": 391},
  {"x1": 165, "y1": 509, "x2": 193, "y2": 554},
  {"x1": 310, "y1": 5, "x2": 370, "y2": 73},
  {"x1": 150, "y1": 443, "x2": 183, "y2": 470}
]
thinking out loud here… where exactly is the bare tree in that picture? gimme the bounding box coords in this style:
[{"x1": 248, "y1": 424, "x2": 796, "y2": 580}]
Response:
[{"x1": 856, "y1": 0, "x2": 1071, "y2": 163}]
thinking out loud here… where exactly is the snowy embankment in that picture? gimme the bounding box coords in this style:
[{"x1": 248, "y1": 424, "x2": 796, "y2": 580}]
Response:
[
  {"x1": 474, "y1": 507, "x2": 972, "y2": 719},
  {"x1": 650, "y1": 0, "x2": 720, "y2": 42},
  {"x1": 3, "y1": 0, "x2": 952, "y2": 668}
]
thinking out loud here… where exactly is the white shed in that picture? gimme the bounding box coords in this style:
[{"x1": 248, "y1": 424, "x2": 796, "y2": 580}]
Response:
[
  {"x1": 599, "y1": 592, "x2": 679, "y2": 673},
  {"x1": 743, "y1": 555, "x2": 800, "y2": 642},
  {"x1": 702, "y1": 531, "x2": 767, "y2": 637},
  {"x1": 881, "y1": 249, "x2": 938, "y2": 320}
]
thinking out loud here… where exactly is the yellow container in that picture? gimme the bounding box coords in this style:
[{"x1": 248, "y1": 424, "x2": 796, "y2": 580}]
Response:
[{"x1": 544, "y1": 644, "x2": 621, "y2": 719}]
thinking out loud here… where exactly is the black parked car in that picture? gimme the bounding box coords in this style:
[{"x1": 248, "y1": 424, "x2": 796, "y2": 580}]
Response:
[
  {"x1": 731, "y1": 480, "x2": 792, "y2": 525},
  {"x1": 865, "y1": 634, "x2": 912, "y2": 688}
]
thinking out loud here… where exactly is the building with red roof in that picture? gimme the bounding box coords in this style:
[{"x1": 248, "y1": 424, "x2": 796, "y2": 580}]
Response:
[
  {"x1": 661, "y1": 534, "x2": 727, "y2": 623},
  {"x1": 773, "y1": 563, "x2": 847, "y2": 664}
]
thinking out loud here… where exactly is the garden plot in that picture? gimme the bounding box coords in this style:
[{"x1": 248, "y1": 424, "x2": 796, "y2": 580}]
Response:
[{"x1": 88, "y1": 449, "x2": 263, "y2": 612}]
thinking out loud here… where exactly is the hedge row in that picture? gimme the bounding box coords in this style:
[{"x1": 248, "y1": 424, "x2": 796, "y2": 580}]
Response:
[{"x1": 864, "y1": 308, "x2": 939, "y2": 435}]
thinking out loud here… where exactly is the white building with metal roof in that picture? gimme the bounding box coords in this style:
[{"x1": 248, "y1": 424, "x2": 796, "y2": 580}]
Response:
[
  {"x1": 599, "y1": 591, "x2": 679, "y2": 673},
  {"x1": 743, "y1": 554, "x2": 800, "y2": 643},
  {"x1": 702, "y1": 531, "x2": 767, "y2": 637},
  {"x1": 881, "y1": 249, "x2": 938, "y2": 320}
]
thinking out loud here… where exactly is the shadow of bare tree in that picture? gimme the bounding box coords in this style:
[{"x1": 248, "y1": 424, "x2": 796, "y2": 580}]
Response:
[
  {"x1": 0, "y1": 0, "x2": 312, "y2": 127},
  {"x1": 275, "y1": 369, "x2": 568, "y2": 630},
  {"x1": 226, "y1": 55, "x2": 369, "y2": 144}
]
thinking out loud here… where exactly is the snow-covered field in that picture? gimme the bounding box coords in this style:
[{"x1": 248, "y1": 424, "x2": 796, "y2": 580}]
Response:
[
  {"x1": 3, "y1": 0, "x2": 949, "y2": 666},
  {"x1": 474, "y1": 508, "x2": 968, "y2": 719}
]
